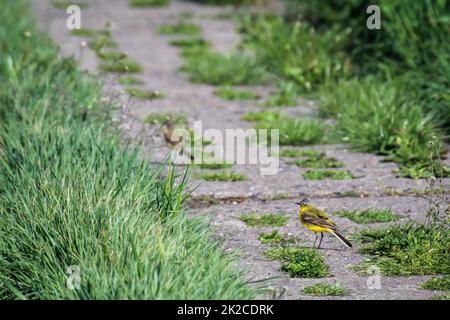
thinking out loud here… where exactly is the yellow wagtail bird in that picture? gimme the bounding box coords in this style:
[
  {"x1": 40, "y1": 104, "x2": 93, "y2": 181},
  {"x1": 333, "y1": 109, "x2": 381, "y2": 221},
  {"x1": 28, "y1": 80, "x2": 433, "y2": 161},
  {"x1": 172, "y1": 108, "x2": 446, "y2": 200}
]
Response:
[{"x1": 295, "y1": 198, "x2": 352, "y2": 249}]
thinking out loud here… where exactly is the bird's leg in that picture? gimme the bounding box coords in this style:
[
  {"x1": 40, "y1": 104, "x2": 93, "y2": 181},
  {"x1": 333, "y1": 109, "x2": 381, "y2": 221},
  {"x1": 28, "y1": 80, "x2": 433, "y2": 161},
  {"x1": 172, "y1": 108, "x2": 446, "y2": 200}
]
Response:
[
  {"x1": 313, "y1": 233, "x2": 318, "y2": 248},
  {"x1": 318, "y1": 232, "x2": 323, "y2": 249}
]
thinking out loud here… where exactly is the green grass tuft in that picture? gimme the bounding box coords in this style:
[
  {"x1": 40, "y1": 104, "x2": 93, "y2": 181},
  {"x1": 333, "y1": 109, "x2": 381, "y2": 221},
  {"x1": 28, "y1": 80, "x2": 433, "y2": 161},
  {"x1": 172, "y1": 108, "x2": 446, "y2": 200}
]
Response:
[
  {"x1": 99, "y1": 58, "x2": 143, "y2": 73},
  {"x1": 255, "y1": 118, "x2": 325, "y2": 145},
  {"x1": 334, "y1": 209, "x2": 400, "y2": 224},
  {"x1": 421, "y1": 276, "x2": 450, "y2": 291},
  {"x1": 157, "y1": 23, "x2": 201, "y2": 36},
  {"x1": 240, "y1": 213, "x2": 288, "y2": 228},
  {"x1": 352, "y1": 224, "x2": 450, "y2": 276},
  {"x1": 191, "y1": 162, "x2": 233, "y2": 170},
  {"x1": 303, "y1": 170, "x2": 354, "y2": 180},
  {"x1": 194, "y1": 171, "x2": 247, "y2": 182},
  {"x1": 290, "y1": 156, "x2": 344, "y2": 168},
  {"x1": 302, "y1": 282, "x2": 348, "y2": 296},
  {"x1": 71, "y1": 28, "x2": 110, "y2": 38},
  {"x1": 129, "y1": 0, "x2": 169, "y2": 7},
  {"x1": 279, "y1": 149, "x2": 322, "y2": 158},
  {"x1": 88, "y1": 36, "x2": 118, "y2": 52},
  {"x1": 181, "y1": 51, "x2": 267, "y2": 85},
  {"x1": 96, "y1": 50, "x2": 129, "y2": 61},
  {"x1": 215, "y1": 87, "x2": 259, "y2": 101},
  {"x1": 126, "y1": 87, "x2": 164, "y2": 100},
  {"x1": 144, "y1": 113, "x2": 188, "y2": 125},
  {"x1": 258, "y1": 231, "x2": 298, "y2": 245},
  {"x1": 240, "y1": 111, "x2": 282, "y2": 122},
  {"x1": 265, "y1": 246, "x2": 328, "y2": 278},
  {"x1": 51, "y1": 0, "x2": 88, "y2": 9},
  {"x1": 118, "y1": 76, "x2": 145, "y2": 86},
  {"x1": 264, "y1": 81, "x2": 299, "y2": 107},
  {"x1": 169, "y1": 38, "x2": 209, "y2": 48}
]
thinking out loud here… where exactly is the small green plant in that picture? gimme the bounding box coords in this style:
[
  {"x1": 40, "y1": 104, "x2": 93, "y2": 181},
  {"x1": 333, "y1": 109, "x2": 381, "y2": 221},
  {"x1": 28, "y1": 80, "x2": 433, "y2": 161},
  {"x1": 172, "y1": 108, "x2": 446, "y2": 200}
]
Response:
[
  {"x1": 421, "y1": 276, "x2": 450, "y2": 291},
  {"x1": 129, "y1": 0, "x2": 170, "y2": 7},
  {"x1": 158, "y1": 23, "x2": 201, "y2": 36},
  {"x1": 194, "y1": 171, "x2": 247, "y2": 182},
  {"x1": 259, "y1": 230, "x2": 284, "y2": 244},
  {"x1": 88, "y1": 36, "x2": 118, "y2": 52},
  {"x1": 169, "y1": 38, "x2": 209, "y2": 48},
  {"x1": 264, "y1": 81, "x2": 299, "y2": 107},
  {"x1": 51, "y1": 0, "x2": 88, "y2": 9},
  {"x1": 96, "y1": 50, "x2": 129, "y2": 61},
  {"x1": 302, "y1": 282, "x2": 348, "y2": 296},
  {"x1": 255, "y1": 118, "x2": 325, "y2": 145},
  {"x1": 334, "y1": 209, "x2": 400, "y2": 224},
  {"x1": 240, "y1": 213, "x2": 288, "y2": 228},
  {"x1": 290, "y1": 156, "x2": 344, "y2": 168},
  {"x1": 99, "y1": 59, "x2": 143, "y2": 73},
  {"x1": 303, "y1": 170, "x2": 354, "y2": 180},
  {"x1": 279, "y1": 149, "x2": 322, "y2": 158},
  {"x1": 265, "y1": 246, "x2": 328, "y2": 278},
  {"x1": 118, "y1": 76, "x2": 145, "y2": 86},
  {"x1": 126, "y1": 88, "x2": 164, "y2": 100},
  {"x1": 191, "y1": 162, "x2": 232, "y2": 170},
  {"x1": 259, "y1": 231, "x2": 298, "y2": 245},
  {"x1": 71, "y1": 28, "x2": 110, "y2": 38},
  {"x1": 144, "y1": 113, "x2": 188, "y2": 125},
  {"x1": 215, "y1": 87, "x2": 259, "y2": 101},
  {"x1": 241, "y1": 111, "x2": 282, "y2": 122},
  {"x1": 352, "y1": 224, "x2": 450, "y2": 276},
  {"x1": 181, "y1": 51, "x2": 267, "y2": 85}
]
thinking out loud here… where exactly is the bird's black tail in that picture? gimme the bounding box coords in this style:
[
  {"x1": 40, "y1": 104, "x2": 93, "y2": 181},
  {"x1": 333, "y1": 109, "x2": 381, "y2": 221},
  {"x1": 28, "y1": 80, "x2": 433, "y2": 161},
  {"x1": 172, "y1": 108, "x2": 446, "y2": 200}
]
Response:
[{"x1": 331, "y1": 231, "x2": 352, "y2": 248}]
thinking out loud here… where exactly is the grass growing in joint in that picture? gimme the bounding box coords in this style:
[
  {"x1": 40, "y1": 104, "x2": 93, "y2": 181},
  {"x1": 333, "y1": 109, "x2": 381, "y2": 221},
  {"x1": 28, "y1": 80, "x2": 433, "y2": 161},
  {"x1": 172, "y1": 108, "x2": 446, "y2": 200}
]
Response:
[
  {"x1": 265, "y1": 247, "x2": 328, "y2": 278},
  {"x1": 170, "y1": 38, "x2": 209, "y2": 48},
  {"x1": 334, "y1": 209, "x2": 400, "y2": 224},
  {"x1": 258, "y1": 231, "x2": 298, "y2": 245},
  {"x1": 71, "y1": 28, "x2": 111, "y2": 38},
  {"x1": 290, "y1": 156, "x2": 344, "y2": 169},
  {"x1": 181, "y1": 51, "x2": 267, "y2": 85},
  {"x1": 279, "y1": 149, "x2": 322, "y2": 158},
  {"x1": 129, "y1": 0, "x2": 170, "y2": 7},
  {"x1": 51, "y1": 0, "x2": 88, "y2": 9},
  {"x1": 88, "y1": 36, "x2": 118, "y2": 52},
  {"x1": 118, "y1": 76, "x2": 145, "y2": 86},
  {"x1": 303, "y1": 170, "x2": 354, "y2": 180},
  {"x1": 240, "y1": 111, "x2": 282, "y2": 122},
  {"x1": 352, "y1": 224, "x2": 450, "y2": 276},
  {"x1": 302, "y1": 282, "x2": 348, "y2": 296},
  {"x1": 100, "y1": 58, "x2": 143, "y2": 73},
  {"x1": 194, "y1": 171, "x2": 247, "y2": 182},
  {"x1": 255, "y1": 118, "x2": 325, "y2": 145},
  {"x1": 0, "y1": 0, "x2": 254, "y2": 299},
  {"x1": 421, "y1": 276, "x2": 450, "y2": 291},
  {"x1": 215, "y1": 87, "x2": 259, "y2": 101},
  {"x1": 158, "y1": 23, "x2": 201, "y2": 36},
  {"x1": 240, "y1": 213, "x2": 288, "y2": 228},
  {"x1": 144, "y1": 113, "x2": 188, "y2": 125},
  {"x1": 126, "y1": 88, "x2": 164, "y2": 100}
]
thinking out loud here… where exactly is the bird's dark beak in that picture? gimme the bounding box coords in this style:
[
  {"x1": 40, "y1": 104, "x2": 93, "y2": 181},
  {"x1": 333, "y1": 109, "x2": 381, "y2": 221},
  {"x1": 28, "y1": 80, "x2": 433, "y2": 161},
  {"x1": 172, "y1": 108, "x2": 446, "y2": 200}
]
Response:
[{"x1": 295, "y1": 202, "x2": 301, "y2": 206}]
